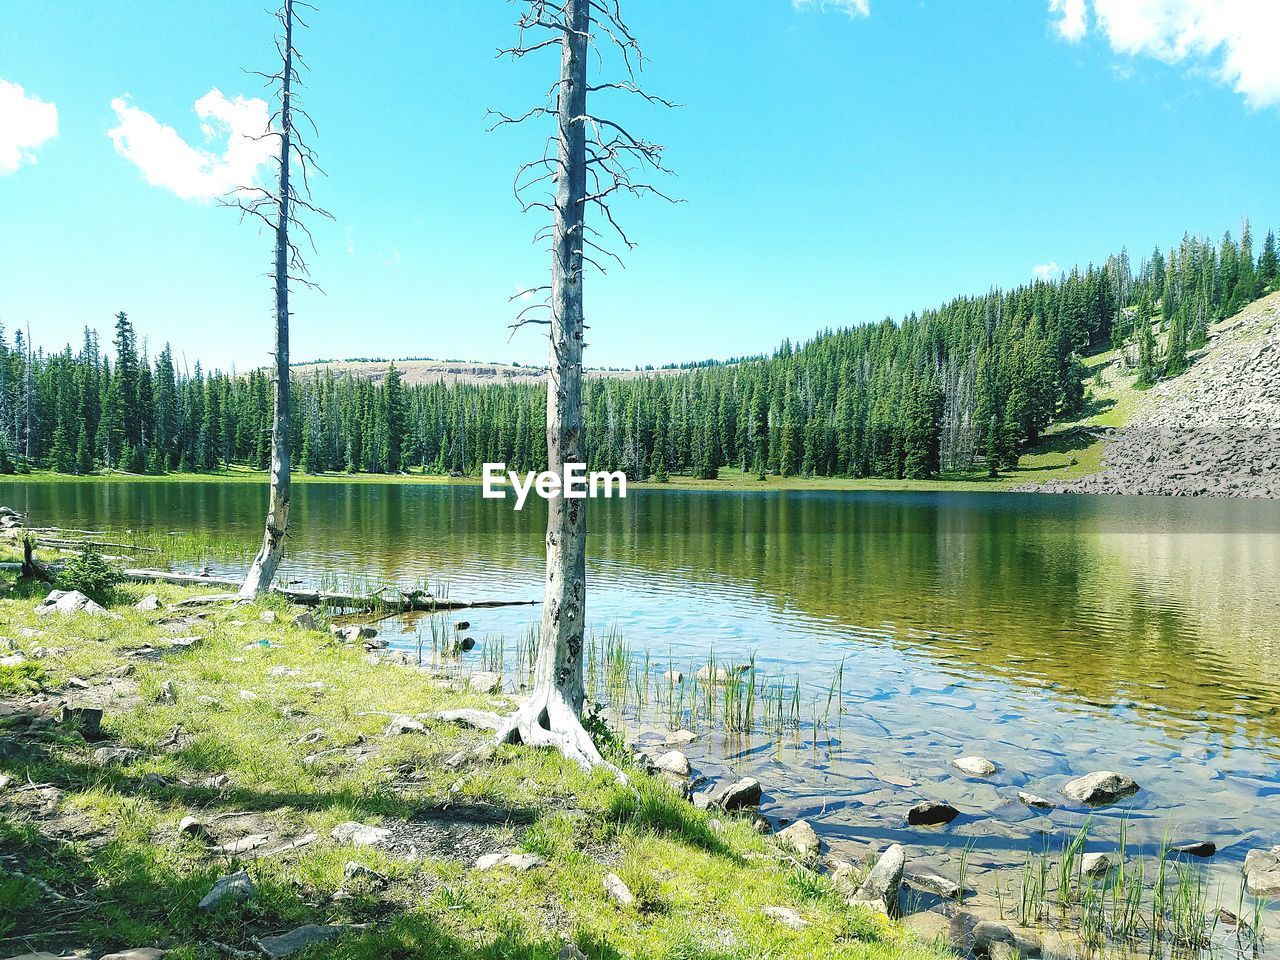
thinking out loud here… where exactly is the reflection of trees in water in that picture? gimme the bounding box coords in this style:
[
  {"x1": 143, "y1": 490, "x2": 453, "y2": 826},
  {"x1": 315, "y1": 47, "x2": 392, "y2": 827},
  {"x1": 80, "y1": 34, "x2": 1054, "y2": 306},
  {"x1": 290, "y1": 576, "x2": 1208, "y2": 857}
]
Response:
[{"x1": 8, "y1": 482, "x2": 1280, "y2": 741}]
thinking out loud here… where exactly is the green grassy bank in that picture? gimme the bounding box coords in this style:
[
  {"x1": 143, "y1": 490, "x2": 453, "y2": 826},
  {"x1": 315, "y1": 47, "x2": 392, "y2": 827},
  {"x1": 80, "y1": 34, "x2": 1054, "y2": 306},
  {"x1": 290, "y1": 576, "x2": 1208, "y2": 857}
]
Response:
[{"x1": 0, "y1": 572, "x2": 949, "y2": 960}]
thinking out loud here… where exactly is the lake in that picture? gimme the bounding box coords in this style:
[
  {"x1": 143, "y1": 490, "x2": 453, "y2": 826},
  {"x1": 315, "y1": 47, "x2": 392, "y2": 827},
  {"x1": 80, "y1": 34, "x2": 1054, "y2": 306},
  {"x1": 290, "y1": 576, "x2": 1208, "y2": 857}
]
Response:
[{"x1": 6, "y1": 480, "x2": 1280, "y2": 947}]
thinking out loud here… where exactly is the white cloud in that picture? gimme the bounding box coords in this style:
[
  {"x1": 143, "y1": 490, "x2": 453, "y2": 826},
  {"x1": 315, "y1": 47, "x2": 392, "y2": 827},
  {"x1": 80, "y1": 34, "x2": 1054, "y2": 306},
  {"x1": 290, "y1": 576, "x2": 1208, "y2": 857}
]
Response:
[
  {"x1": 1033, "y1": 260, "x2": 1061, "y2": 279},
  {"x1": 793, "y1": 0, "x2": 870, "y2": 18},
  {"x1": 108, "y1": 88, "x2": 275, "y2": 201},
  {"x1": 1051, "y1": 0, "x2": 1280, "y2": 109},
  {"x1": 1049, "y1": 0, "x2": 1088, "y2": 41},
  {"x1": 0, "y1": 80, "x2": 58, "y2": 174}
]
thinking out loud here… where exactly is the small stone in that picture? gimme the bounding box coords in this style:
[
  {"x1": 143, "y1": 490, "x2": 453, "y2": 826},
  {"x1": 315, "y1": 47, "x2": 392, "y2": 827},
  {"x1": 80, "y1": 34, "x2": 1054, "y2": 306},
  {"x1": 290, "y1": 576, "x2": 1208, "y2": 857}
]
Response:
[
  {"x1": 1081, "y1": 853, "x2": 1112, "y2": 877},
  {"x1": 297, "y1": 728, "x2": 326, "y2": 744},
  {"x1": 260, "y1": 611, "x2": 278, "y2": 624},
  {"x1": 331, "y1": 821, "x2": 391, "y2": 848},
  {"x1": 1244, "y1": 847, "x2": 1280, "y2": 897},
  {"x1": 763, "y1": 905, "x2": 809, "y2": 929},
  {"x1": 603, "y1": 872, "x2": 635, "y2": 907},
  {"x1": 505, "y1": 852, "x2": 545, "y2": 871},
  {"x1": 198, "y1": 868, "x2": 254, "y2": 911},
  {"x1": 691, "y1": 792, "x2": 713, "y2": 811},
  {"x1": 134, "y1": 594, "x2": 161, "y2": 612},
  {"x1": 1062, "y1": 771, "x2": 1139, "y2": 805},
  {"x1": 907, "y1": 801, "x2": 959, "y2": 826},
  {"x1": 330, "y1": 624, "x2": 377, "y2": 643},
  {"x1": 848, "y1": 898, "x2": 889, "y2": 916},
  {"x1": 293, "y1": 611, "x2": 320, "y2": 631},
  {"x1": 654, "y1": 749, "x2": 691, "y2": 776},
  {"x1": 59, "y1": 705, "x2": 103, "y2": 739},
  {"x1": 905, "y1": 871, "x2": 960, "y2": 899},
  {"x1": 853, "y1": 843, "x2": 905, "y2": 915},
  {"x1": 255, "y1": 925, "x2": 360, "y2": 959},
  {"x1": 238, "y1": 690, "x2": 260, "y2": 701},
  {"x1": 204, "y1": 773, "x2": 231, "y2": 789},
  {"x1": 777, "y1": 819, "x2": 822, "y2": 860},
  {"x1": 662, "y1": 670, "x2": 684, "y2": 684},
  {"x1": 1017, "y1": 791, "x2": 1056, "y2": 810},
  {"x1": 93, "y1": 746, "x2": 141, "y2": 766},
  {"x1": 100, "y1": 950, "x2": 166, "y2": 960},
  {"x1": 177, "y1": 815, "x2": 209, "y2": 838},
  {"x1": 268, "y1": 665, "x2": 301, "y2": 678},
  {"x1": 0, "y1": 773, "x2": 14, "y2": 791},
  {"x1": 211, "y1": 834, "x2": 270, "y2": 855},
  {"x1": 709, "y1": 776, "x2": 762, "y2": 810},
  {"x1": 157, "y1": 680, "x2": 177, "y2": 704},
  {"x1": 664, "y1": 729, "x2": 697, "y2": 745},
  {"x1": 469, "y1": 672, "x2": 502, "y2": 694},
  {"x1": 474, "y1": 853, "x2": 506, "y2": 870},
  {"x1": 35, "y1": 589, "x2": 109, "y2": 618},
  {"x1": 1170, "y1": 840, "x2": 1216, "y2": 858},
  {"x1": 384, "y1": 715, "x2": 427, "y2": 736},
  {"x1": 952, "y1": 756, "x2": 998, "y2": 777},
  {"x1": 558, "y1": 947, "x2": 588, "y2": 960},
  {"x1": 695, "y1": 664, "x2": 730, "y2": 683}
]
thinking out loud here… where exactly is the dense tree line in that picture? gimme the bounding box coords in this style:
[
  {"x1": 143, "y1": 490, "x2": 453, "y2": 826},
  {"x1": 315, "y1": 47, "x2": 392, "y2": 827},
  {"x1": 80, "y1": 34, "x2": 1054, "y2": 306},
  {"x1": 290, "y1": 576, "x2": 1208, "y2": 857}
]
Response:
[{"x1": 6, "y1": 224, "x2": 1276, "y2": 481}]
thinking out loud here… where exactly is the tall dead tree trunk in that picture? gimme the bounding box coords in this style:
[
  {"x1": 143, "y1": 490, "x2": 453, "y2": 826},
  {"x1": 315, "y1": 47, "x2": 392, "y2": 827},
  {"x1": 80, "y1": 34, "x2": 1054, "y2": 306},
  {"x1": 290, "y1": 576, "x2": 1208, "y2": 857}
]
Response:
[
  {"x1": 491, "y1": 0, "x2": 677, "y2": 770},
  {"x1": 230, "y1": 0, "x2": 330, "y2": 598}
]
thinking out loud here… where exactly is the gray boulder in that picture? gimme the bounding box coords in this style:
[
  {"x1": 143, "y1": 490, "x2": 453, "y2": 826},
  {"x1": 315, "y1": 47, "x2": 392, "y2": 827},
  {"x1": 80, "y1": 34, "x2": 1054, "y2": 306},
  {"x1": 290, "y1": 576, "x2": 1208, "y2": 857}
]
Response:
[
  {"x1": 331, "y1": 821, "x2": 391, "y2": 848},
  {"x1": 1081, "y1": 853, "x2": 1112, "y2": 877},
  {"x1": 134, "y1": 594, "x2": 161, "y2": 612},
  {"x1": 255, "y1": 924, "x2": 361, "y2": 959},
  {"x1": 654, "y1": 749, "x2": 691, "y2": 777},
  {"x1": 776, "y1": 819, "x2": 822, "y2": 860},
  {"x1": 1063, "y1": 771, "x2": 1139, "y2": 804},
  {"x1": 603, "y1": 872, "x2": 635, "y2": 907},
  {"x1": 709, "y1": 776, "x2": 762, "y2": 810},
  {"x1": 1244, "y1": 846, "x2": 1280, "y2": 897},
  {"x1": 469, "y1": 672, "x2": 502, "y2": 694},
  {"x1": 36, "y1": 590, "x2": 107, "y2": 618},
  {"x1": 198, "y1": 868, "x2": 254, "y2": 911},
  {"x1": 908, "y1": 800, "x2": 959, "y2": 826},
  {"x1": 952, "y1": 756, "x2": 997, "y2": 777},
  {"x1": 1017, "y1": 791, "x2": 1056, "y2": 810},
  {"x1": 853, "y1": 843, "x2": 905, "y2": 915}
]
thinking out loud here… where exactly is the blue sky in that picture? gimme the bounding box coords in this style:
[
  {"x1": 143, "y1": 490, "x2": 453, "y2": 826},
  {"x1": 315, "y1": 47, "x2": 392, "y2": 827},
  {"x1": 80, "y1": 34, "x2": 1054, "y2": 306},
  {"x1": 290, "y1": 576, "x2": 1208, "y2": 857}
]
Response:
[{"x1": 2, "y1": 0, "x2": 1279, "y2": 371}]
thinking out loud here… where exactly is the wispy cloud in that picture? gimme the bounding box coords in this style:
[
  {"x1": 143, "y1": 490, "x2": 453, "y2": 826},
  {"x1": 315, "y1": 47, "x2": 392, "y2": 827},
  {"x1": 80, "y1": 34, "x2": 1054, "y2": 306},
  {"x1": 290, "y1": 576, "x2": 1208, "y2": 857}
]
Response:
[
  {"x1": 793, "y1": 0, "x2": 870, "y2": 18},
  {"x1": 1033, "y1": 260, "x2": 1061, "y2": 279},
  {"x1": 1049, "y1": 0, "x2": 1280, "y2": 109},
  {"x1": 108, "y1": 89, "x2": 275, "y2": 201},
  {"x1": 0, "y1": 80, "x2": 58, "y2": 174},
  {"x1": 1049, "y1": 0, "x2": 1088, "y2": 41}
]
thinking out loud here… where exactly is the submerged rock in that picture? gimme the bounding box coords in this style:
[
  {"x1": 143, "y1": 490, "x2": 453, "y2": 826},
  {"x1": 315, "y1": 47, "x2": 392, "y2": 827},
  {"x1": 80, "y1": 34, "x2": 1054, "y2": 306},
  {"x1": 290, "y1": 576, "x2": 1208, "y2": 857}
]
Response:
[
  {"x1": 853, "y1": 843, "x2": 905, "y2": 915},
  {"x1": 1017, "y1": 791, "x2": 1056, "y2": 810},
  {"x1": 907, "y1": 801, "x2": 959, "y2": 826},
  {"x1": 777, "y1": 819, "x2": 822, "y2": 860},
  {"x1": 330, "y1": 624, "x2": 377, "y2": 643},
  {"x1": 1081, "y1": 852, "x2": 1112, "y2": 877},
  {"x1": 1244, "y1": 846, "x2": 1280, "y2": 897},
  {"x1": 905, "y1": 870, "x2": 960, "y2": 900},
  {"x1": 198, "y1": 868, "x2": 254, "y2": 911},
  {"x1": 1170, "y1": 840, "x2": 1217, "y2": 858},
  {"x1": 1062, "y1": 771, "x2": 1139, "y2": 805},
  {"x1": 952, "y1": 756, "x2": 998, "y2": 777}
]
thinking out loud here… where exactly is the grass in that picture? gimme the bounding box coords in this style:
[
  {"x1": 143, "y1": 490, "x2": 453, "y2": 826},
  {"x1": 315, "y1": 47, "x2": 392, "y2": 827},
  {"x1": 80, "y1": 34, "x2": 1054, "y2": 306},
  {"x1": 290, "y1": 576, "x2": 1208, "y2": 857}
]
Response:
[{"x1": 0, "y1": 572, "x2": 949, "y2": 960}]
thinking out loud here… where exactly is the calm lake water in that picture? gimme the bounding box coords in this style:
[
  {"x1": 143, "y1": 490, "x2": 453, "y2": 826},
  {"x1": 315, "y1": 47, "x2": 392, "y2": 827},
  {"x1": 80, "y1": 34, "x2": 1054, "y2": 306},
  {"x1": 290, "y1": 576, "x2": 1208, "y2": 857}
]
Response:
[{"x1": 6, "y1": 480, "x2": 1280, "y2": 944}]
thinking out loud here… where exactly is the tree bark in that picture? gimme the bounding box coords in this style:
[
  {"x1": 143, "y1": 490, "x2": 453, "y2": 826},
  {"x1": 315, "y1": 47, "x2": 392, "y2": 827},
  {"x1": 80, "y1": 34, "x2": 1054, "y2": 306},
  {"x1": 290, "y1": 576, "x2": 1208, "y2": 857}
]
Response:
[
  {"x1": 241, "y1": 0, "x2": 295, "y2": 599},
  {"x1": 496, "y1": 0, "x2": 609, "y2": 771}
]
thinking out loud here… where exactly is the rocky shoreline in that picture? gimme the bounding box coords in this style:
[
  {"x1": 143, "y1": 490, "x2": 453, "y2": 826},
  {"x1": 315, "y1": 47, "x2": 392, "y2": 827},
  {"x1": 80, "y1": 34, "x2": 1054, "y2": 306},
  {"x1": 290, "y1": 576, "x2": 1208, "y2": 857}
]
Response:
[{"x1": 1028, "y1": 293, "x2": 1280, "y2": 499}]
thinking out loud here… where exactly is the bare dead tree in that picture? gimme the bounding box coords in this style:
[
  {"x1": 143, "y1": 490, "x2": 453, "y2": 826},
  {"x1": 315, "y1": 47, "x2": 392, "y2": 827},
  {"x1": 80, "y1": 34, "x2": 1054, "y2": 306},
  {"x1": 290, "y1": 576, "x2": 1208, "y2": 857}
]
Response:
[
  {"x1": 490, "y1": 0, "x2": 678, "y2": 770},
  {"x1": 226, "y1": 0, "x2": 332, "y2": 598}
]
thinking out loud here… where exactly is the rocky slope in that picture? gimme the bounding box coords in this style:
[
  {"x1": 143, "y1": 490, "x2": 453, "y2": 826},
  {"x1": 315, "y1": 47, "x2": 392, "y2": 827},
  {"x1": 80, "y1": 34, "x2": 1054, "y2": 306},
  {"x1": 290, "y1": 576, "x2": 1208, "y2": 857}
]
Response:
[{"x1": 1035, "y1": 292, "x2": 1280, "y2": 499}]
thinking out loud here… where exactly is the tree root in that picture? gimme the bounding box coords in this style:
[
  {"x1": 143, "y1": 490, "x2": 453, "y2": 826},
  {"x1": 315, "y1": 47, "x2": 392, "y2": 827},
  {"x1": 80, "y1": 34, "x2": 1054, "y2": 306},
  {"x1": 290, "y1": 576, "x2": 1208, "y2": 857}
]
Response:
[{"x1": 492, "y1": 688, "x2": 627, "y2": 782}]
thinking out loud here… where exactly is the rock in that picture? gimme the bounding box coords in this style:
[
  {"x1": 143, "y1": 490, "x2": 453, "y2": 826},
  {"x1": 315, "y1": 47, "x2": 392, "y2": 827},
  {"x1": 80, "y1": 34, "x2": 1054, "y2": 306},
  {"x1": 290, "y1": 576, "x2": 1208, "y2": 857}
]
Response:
[
  {"x1": 762, "y1": 905, "x2": 809, "y2": 929},
  {"x1": 177, "y1": 815, "x2": 209, "y2": 838},
  {"x1": 1017, "y1": 791, "x2": 1056, "y2": 810},
  {"x1": 297, "y1": 728, "x2": 327, "y2": 744},
  {"x1": 853, "y1": 843, "x2": 905, "y2": 914},
  {"x1": 695, "y1": 664, "x2": 730, "y2": 683},
  {"x1": 35, "y1": 589, "x2": 108, "y2": 618},
  {"x1": 384, "y1": 715, "x2": 427, "y2": 736},
  {"x1": 59, "y1": 705, "x2": 103, "y2": 739},
  {"x1": 907, "y1": 801, "x2": 959, "y2": 826},
  {"x1": 260, "y1": 611, "x2": 278, "y2": 624},
  {"x1": 952, "y1": 756, "x2": 998, "y2": 777},
  {"x1": 293, "y1": 611, "x2": 321, "y2": 631},
  {"x1": 100, "y1": 950, "x2": 166, "y2": 960},
  {"x1": 198, "y1": 868, "x2": 254, "y2": 911},
  {"x1": 255, "y1": 924, "x2": 360, "y2": 959},
  {"x1": 331, "y1": 822, "x2": 391, "y2": 848},
  {"x1": 474, "y1": 853, "x2": 506, "y2": 870},
  {"x1": 603, "y1": 872, "x2": 635, "y2": 907},
  {"x1": 330, "y1": 624, "x2": 377, "y2": 643},
  {"x1": 135, "y1": 594, "x2": 161, "y2": 612},
  {"x1": 93, "y1": 746, "x2": 141, "y2": 766},
  {"x1": 1081, "y1": 853, "x2": 1112, "y2": 877},
  {"x1": 709, "y1": 776, "x2": 762, "y2": 810},
  {"x1": 971, "y1": 920, "x2": 1041, "y2": 958},
  {"x1": 905, "y1": 871, "x2": 960, "y2": 899},
  {"x1": 343, "y1": 861, "x2": 384, "y2": 882},
  {"x1": 848, "y1": 898, "x2": 889, "y2": 916},
  {"x1": 0, "y1": 773, "x2": 14, "y2": 791},
  {"x1": 468, "y1": 672, "x2": 502, "y2": 694},
  {"x1": 1062, "y1": 771, "x2": 1139, "y2": 804},
  {"x1": 211, "y1": 834, "x2": 270, "y2": 855},
  {"x1": 1170, "y1": 840, "x2": 1216, "y2": 858},
  {"x1": 0, "y1": 653, "x2": 25, "y2": 668},
  {"x1": 654, "y1": 749, "x2": 691, "y2": 777},
  {"x1": 268, "y1": 665, "x2": 300, "y2": 678},
  {"x1": 664, "y1": 729, "x2": 697, "y2": 745},
  {"x1": 558, "y1": 947, "x2": 588, "y2": 960},
  {"x1": 691, "y1": 792, "x2": 713, "y2": 811},
  {"x1": 1244, "y1": 846, "x2": 1280, "y2": 897},
  {"x1": 777, "y1": 819, "x2": 822, "y2": 860},
  {"x1": 505, "y1": 852, "x2": 546, "y2": 871},
  {"x1": 157, "y1": 680, "x2": 177, "y2": 704},
  {"x1": 662, "y1": 670, "x2": 684, "y2": 684},
  {"x1": 204, "y1": 773, "x2": 231, "y2": 789},
  {"x1": 238, "y1": 690, "x2": 259, "y2": 701}
]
